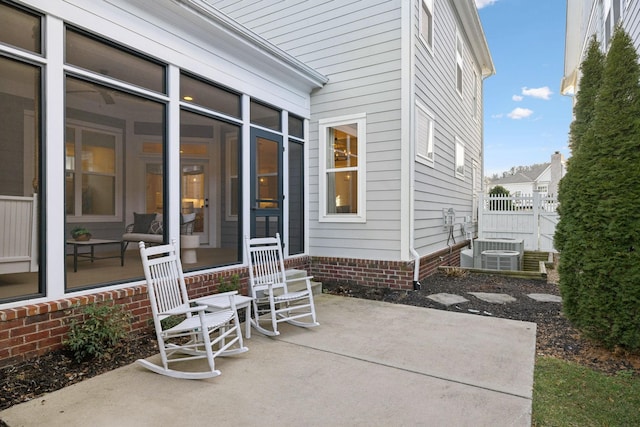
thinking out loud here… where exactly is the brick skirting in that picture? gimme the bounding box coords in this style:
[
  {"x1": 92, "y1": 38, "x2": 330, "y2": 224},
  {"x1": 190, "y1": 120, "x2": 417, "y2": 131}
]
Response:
[
  {"x1": 310, "y1": 241, "x2": 468, "y2": 290},
  {"x1": 0, "y1": 245, "x2": 467, "y2": 367}
]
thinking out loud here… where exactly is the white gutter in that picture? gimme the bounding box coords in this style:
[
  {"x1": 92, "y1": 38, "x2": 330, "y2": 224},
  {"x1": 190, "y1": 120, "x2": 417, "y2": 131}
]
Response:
[{"x1": 403, "y1": 0, "x2": 421, "y2": 290}]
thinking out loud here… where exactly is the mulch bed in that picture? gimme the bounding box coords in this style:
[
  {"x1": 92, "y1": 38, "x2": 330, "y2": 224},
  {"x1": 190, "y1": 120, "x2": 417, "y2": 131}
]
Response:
[{"x1": 1, "y1": 268, "x2": 639, "y2": 412}]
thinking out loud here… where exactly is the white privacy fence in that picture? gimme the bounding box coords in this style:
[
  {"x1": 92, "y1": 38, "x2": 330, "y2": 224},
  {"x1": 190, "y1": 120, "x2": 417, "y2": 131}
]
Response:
[{"x1": 477, "y1": 193, "x2": 558, "y2": 252}]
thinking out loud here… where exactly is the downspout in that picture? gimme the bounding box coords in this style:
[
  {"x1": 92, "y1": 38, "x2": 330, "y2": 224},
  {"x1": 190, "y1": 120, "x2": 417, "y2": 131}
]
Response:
[{"x1": 405, "y1": 0, "x2": 420, "y2": 291}]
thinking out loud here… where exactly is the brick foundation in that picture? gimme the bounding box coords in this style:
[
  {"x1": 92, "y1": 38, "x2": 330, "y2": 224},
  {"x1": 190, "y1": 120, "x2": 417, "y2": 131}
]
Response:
[
  {"x1": 310, "y1": 241, "x2": 468, "y2": 290},
  {"x1": 0, "y1": 245, "x2": 468, "y2": 368}
]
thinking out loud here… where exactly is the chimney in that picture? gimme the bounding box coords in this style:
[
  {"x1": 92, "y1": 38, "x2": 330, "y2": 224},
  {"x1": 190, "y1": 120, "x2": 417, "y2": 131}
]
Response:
[{"x1": 549, "y1": 151, "x2": 564, "y2": 196}]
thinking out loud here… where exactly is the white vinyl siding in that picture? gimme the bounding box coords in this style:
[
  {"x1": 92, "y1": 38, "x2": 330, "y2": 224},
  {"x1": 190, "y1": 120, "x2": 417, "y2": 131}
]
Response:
[
  {"x1": 217, "y1": 0, "x2": 489, "y2": 261},
  {"x1": 212, "y1": 0, "x2": 403, "y2": 260},
  {"x1": 415, "y1": 101, "x2": 434, "y2": 166},
  {"x1": 455, "y1": 30, "x2": 463, "y2": 97},
  {"x1": 413, "y1": 0, "x2": 484, "y2": 255}
]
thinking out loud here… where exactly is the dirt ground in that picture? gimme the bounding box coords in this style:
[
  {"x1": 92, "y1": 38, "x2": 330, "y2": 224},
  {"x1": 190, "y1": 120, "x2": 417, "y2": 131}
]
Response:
[{"x1": 1, "y1": 267, "x2": 639, "y2": 411}]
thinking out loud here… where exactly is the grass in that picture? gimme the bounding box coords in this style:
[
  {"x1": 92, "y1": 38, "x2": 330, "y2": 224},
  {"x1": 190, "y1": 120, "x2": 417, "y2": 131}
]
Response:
[{"x1": 533, "y1": 356, "x2": 640, "y2": 426}]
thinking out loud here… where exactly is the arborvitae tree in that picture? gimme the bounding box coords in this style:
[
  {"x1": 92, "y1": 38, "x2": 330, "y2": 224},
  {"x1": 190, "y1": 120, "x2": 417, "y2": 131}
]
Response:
[
  {"x1": 557, "y1": 26, "x2": 640, "y2": 350},
  {"x1": 568, "y1": 36, "x2": 605, "y2": 155},
  {"x1": 555, "y1": 36, "x2": 605, "y2": 315}
]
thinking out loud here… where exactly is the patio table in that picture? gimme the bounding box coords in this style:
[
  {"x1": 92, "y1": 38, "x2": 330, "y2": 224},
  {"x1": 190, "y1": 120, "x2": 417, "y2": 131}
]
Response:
[{"x1": 66, "y1": 239, "x2": 124, "y2": 272}]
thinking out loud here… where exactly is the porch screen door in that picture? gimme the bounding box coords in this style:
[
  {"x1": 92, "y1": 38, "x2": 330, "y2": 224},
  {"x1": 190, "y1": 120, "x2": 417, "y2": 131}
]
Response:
[{"x1": 250, "y1": 128, "x2": 282, "y2": 239}]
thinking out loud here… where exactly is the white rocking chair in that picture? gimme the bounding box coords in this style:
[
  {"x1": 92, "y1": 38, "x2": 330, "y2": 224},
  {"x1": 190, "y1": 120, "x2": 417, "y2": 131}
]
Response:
[
  {"x1": 138, "y1": 240, "x2": 248, "y2": 379},
  {"x1": 245, "y1": 233, "x2": 319, "y2": 336}
]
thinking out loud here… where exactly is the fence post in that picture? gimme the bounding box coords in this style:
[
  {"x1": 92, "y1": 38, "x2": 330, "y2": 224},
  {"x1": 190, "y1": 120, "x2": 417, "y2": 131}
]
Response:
[
  {"x1": 533, "y1": 192, "x2": 540, "y2": 251},
  {"x1": 477, "y1": 192, "x2": 485, "y2": 239}
]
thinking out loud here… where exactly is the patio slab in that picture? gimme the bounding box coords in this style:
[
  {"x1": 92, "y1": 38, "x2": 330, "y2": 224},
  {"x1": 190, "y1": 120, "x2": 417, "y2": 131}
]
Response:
[{"x1": 0, "y1": 294, "x2": 536, "y2": 426}]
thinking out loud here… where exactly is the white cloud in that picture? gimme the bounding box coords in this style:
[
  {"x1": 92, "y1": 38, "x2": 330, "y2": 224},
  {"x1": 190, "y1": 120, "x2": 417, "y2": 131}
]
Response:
[
  {"x1": 512, "y1": 95, "x2": 523, "y2": 102},
  {"x1": 507, "y1": 107, "x2": 533, "y2": 120},
  {"x1": 491, "y1": 113, "x2": 504, "y2": 119},
  {"x1": 522, "y1": 86, "x2": 553, "y2": 100},
  {"x1": 475, "y1": 0, "x2": 498, "y2": 9}
]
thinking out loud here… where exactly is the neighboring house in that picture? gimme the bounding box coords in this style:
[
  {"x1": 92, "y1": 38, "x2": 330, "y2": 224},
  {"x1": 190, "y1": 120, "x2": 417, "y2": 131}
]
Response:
[
  {"x1": 0, "y1": 0, "x2": 493, "y2": 365},
  {"x1": 562, "y1": 0, "x2": 638, "y2": 99},
  {"x1": 488, "y1": 152, "x2": 566, "y2": 196}
]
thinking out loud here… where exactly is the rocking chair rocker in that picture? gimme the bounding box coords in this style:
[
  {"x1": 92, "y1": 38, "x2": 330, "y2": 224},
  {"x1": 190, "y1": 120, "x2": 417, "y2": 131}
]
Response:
[
  {"x1": 138, "y1": 240, "x2": 248, "y2": 379},
  {"x1": 245, "y1": 233, "x2": 319, "y2": 336}
]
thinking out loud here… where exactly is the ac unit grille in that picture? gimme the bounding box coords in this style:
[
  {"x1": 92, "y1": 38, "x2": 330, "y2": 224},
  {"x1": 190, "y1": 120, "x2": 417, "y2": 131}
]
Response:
[
  {"x1": 481, "y1": 250, "x2": 520, "y2": 271},
  {"x1": 473, "y1": 238, "x2": 524, "y2": 269}
]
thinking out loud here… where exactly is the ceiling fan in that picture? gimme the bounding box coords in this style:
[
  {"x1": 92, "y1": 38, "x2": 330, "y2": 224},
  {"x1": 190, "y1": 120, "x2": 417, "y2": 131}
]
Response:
[{"x1": 67, "y1": 86, "x2": 115, "y2": 104}]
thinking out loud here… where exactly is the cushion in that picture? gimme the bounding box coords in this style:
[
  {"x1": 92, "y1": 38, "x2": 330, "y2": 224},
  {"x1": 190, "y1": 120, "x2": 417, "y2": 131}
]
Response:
[
  {"x1": 133, "y1": 213, "x2": 156, "y2": 233},
  {"x1": 149, "y1": 220, "x2": 163, "y2": 235}
]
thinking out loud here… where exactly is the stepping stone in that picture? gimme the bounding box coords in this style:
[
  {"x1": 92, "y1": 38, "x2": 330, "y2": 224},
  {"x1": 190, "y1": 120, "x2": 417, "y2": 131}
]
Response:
[
  {"x1": 468, "y1": 292, "x2": 516, "y2": 304},
  {"x1": 427, "y1": 293, "x2": 469, "y2": 306},
  {"x1": 527, "y1": 293, "x2": 562, "y2": 303}
]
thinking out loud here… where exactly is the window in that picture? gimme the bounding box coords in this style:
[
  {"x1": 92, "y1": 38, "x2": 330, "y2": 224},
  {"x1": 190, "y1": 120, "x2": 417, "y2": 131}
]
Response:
[
  {"x1": 180, "y1": 110, "x2": 242, "y2": 270},
  {"x1": 420, "y1": 0, "x2": 434, "y2": 50},
  {"x1": 0, "y1": 54, "x2": 42, "y2": 301},
  {"x1": 289, "y1": 114, "x2": 304, "y2": 139},
  {"x1": 64, "y1": 36, "x2": 164, "y2": 285},
  {"x1": 0, "y1": 1, "x2": 42, "y2": 54},
  {"x1": 65, "y1": 122, "x2": 120, "y2": 218},
  {"x1": 181, "y1": 73, "x2": 241, "y2": 118},
  {"x1": 456, "y1": 31, "x2": 464, "y2": 96},
  {"x1": 251, "y1": 100, "x2": 281, "y2": 131},
  {"x1": 455, "y1": 139, "x2": 465, "y2": 179},
  {"x1": 65, "y1": 27, "x2": 166, "y2": 94},
  {"x1": 288, "y1": 140, "x2": 304, "y2": 254},
  {"x1": 319, "y1": 114, "x2": 366, "y2": 222},
  {"x1": 415, "y1": 102, "x2": 434, "y2": 166},
  {"x1": 605, "y1": 8, "x2": 612, "y2": 48}
]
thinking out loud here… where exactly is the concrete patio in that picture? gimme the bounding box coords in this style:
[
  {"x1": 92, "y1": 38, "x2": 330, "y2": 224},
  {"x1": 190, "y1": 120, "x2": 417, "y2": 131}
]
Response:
[{"x1": 0, "y1": 294, "x2": 537, "y2": 426}]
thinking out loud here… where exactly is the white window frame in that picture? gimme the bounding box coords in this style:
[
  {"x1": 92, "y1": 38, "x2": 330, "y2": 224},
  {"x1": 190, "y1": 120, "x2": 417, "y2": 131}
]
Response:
[
  {"x1": 65, "y1": 120, "x2": 123, "y2": 223},
  {"x1": 318, "y1": 113, "x2": 366, "y2": 223},
  {"x1": 455, "y1": 30, "x2": 464, "y2": 97},
  {"x1": 455, "y1": 138, "x2": 465, "y2": 180},
  {"x1": 419, "y1": 0, "x2": 434, "y2": 52},
  {"x1": 415, "y1": 101, "x2": 434, "y2": 166}
]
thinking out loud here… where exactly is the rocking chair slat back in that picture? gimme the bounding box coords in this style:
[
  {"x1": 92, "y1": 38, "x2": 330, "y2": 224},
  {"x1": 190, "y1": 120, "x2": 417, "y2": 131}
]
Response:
[
  {"x1": 140, "y1": 243, "x2": 190, "y2": 320},
  {"x1": 247, "y1": 237, "x2": 287, "y2": 290}
]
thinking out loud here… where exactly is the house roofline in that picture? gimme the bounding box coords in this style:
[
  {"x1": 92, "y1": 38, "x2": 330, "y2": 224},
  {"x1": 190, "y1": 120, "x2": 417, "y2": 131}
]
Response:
[
  {"x1": 176, "y1": 0, "x2": 329, "y2": 88},
  {"x1": 454, "y1": 0, "x2": 495, "y2": 78}
]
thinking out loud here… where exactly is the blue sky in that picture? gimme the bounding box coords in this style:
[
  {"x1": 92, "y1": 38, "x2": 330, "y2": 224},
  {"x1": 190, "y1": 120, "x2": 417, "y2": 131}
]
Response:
[{"x1": 476, "y1": 0, "x2": 573, "y2": 177}]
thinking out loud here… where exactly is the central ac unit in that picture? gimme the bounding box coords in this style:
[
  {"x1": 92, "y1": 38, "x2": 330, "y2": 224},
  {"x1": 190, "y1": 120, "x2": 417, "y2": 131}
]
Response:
[{"x1": 473, "y1": 238, "x2": 524, "y2": 269}]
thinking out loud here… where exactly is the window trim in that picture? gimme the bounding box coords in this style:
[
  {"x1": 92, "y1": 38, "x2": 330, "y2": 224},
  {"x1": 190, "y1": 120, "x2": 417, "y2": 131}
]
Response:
[
  {"x1": 415, "y1": 101, "x2": 435, "y2": 167},
  {"x1": 318, "y1": 113, "x2": 366, "y2": 223},
  {"x1": 419, "y1": 0, "x2": 434, "y2": 53},
  {"x1": 455, "y1": 138, "x2": 465, "y2": 180}
]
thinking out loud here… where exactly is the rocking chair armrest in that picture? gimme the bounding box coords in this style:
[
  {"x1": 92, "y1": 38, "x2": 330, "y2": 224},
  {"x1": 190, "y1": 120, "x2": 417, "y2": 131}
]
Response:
[
  {"x1": 160, "y1": 305, "x2": 207, "y2": 318},
  {"x1": 285, "y1": 275, "x2": 314, "y2": 284},
  {"x1": 191, "y1": 291, "x2": 238, "y2": 307}
]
